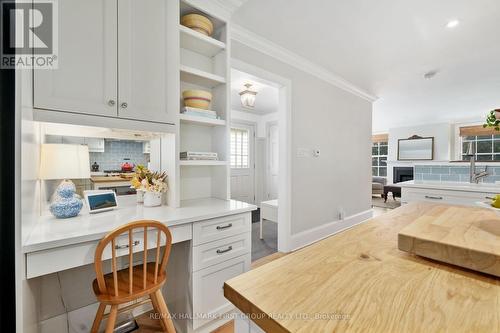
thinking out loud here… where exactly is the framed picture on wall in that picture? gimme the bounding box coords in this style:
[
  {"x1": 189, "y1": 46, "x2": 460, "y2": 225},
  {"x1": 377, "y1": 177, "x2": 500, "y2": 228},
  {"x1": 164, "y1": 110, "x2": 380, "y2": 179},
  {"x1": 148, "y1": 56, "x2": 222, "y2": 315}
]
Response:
[{"x1": 397, "y1": 135, "x2": 434, "y2": 160}]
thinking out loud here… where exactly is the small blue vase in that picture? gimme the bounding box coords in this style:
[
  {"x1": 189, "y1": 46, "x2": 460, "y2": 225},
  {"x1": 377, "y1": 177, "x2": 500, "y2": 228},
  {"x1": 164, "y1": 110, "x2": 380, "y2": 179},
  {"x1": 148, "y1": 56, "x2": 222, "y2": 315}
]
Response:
[{"x1": 50, "y1": 180, "x2": 83, "y2": 219}]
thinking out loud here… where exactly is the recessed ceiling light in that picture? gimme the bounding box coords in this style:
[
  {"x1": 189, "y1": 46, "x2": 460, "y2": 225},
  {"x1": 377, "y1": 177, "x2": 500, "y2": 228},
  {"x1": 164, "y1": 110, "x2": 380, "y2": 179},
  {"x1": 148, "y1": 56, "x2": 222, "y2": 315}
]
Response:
[{"x1": 446, "y1": 19, "x2": 460, "y2": 28}]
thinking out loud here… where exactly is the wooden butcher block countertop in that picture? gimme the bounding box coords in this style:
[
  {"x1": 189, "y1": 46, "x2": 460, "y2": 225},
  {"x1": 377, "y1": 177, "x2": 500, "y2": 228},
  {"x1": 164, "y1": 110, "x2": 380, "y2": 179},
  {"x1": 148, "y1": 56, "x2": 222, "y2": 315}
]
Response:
[
  {"x1": 224, "y1": 202, "x2": 500, "y2": 333},
  {"x1": 91, "y1": 176, "x2": 131, "y2": 183}
]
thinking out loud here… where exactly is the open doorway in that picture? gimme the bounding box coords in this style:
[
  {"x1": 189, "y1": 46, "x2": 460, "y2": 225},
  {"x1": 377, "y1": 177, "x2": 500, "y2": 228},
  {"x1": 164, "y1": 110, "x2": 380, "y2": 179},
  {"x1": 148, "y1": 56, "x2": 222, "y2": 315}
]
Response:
[{"x1": 230, "y1": 67, "x2": 282, "y2": 261}]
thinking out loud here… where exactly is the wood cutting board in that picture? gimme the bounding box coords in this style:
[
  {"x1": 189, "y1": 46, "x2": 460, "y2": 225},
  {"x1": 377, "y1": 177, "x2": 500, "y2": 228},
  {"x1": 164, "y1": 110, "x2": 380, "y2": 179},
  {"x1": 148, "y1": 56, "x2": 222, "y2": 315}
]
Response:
[{"x1": 398, "y1": 205, "x2": 500, "y2": 277}]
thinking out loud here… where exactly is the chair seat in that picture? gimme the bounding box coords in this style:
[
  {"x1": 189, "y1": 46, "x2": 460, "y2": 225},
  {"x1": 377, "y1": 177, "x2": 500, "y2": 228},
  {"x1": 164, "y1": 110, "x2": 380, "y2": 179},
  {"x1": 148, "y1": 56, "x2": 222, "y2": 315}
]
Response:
[{"x1": 93, "y1": 262, "x2": 167, "y2": 304}]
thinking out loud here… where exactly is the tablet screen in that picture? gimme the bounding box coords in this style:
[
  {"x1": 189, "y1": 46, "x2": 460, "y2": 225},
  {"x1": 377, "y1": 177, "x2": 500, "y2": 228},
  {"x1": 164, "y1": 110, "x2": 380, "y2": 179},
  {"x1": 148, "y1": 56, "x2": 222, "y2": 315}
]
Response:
[{"x1": 88, "y1": 193, "x2": 117, "y2": 211}]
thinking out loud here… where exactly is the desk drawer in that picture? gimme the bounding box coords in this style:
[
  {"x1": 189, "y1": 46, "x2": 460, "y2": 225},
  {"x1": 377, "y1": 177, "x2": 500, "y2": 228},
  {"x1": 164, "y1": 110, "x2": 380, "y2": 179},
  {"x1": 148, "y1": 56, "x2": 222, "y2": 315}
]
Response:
[
  {"x1": 193, "y1": 213, "x2": 251, "y2": 246},
  {"x1": 193, "y1": 254, "x2": 251, "y2": 330},
  {"x1": 193, "y1": 233, "x2": 251, "y2": 271},
  {"x1": 26, "y1": 223, "x2": 192, "y2": 279}
]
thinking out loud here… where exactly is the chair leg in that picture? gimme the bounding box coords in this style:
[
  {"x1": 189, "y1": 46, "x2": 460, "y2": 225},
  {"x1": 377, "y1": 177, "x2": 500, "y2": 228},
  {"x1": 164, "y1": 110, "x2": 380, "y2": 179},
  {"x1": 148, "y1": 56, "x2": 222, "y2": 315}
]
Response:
[
  {"x1": 91, "y1": 303, "x2": 106, "y2": 333},
  {"x1": 154, "y1": 289, "x2": 176, "y2": 333},
  {"x1": 150, "y1": 292, "x2": 167, "y2": 332},
  {"x1": 105, "y1": 305, "x2": 118, "y2": 333}
]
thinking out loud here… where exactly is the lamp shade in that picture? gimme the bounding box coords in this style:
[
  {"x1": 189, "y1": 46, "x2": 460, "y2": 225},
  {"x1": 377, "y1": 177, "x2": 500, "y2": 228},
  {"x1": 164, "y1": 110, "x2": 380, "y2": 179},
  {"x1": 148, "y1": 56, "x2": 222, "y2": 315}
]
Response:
[{"x1": 39, "y1": 144, "x2": 91, "y2": 180}]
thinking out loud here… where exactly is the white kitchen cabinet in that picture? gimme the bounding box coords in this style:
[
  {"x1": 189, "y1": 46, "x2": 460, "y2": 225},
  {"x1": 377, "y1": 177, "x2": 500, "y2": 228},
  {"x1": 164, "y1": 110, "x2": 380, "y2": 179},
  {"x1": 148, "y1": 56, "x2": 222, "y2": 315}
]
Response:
[
  {"x1": 34, "y1": 0, "x2": 117, "y2": 117},
  {"x1": 84, "y1": 138, "x2": 105, "y2": 153},
  {"x1": 34, "y1": 0, "x2": 175, "y2": 125},
  {"x1": 61, "y1": 136, "x2": 85, "y2": 145},
  {"x1": 143, "y1": 141, "x2": 151, "y2": 154},
  {"x1": 117, "y1": 0, "x2": 171, "y2": 123},
  {"x1": 192, "y1": 255, "x2": 251, "y2": 330}
]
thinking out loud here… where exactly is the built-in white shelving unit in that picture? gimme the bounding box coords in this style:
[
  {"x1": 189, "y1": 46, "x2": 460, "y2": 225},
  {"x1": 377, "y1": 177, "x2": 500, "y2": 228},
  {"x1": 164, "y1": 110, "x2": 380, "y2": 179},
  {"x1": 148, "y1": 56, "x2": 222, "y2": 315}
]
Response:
[
  {"x1": 177, "y1": 0, "x2": 231, "y2": 204},
  {"x1": 180, "y1": 24, "x2": 226, "y2": 57},
  {"x1": 180, "y1": 65, "x2": 226, "y2": 87},
  {"x1": 179, "y1": 113, "x2": 226, "y2": 126}
]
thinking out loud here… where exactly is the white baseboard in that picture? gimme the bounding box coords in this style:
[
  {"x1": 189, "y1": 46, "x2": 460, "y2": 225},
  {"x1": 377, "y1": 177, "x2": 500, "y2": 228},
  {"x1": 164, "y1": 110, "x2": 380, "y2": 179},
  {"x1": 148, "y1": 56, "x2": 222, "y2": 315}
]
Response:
[{"x1": 289, "y1": 209, "x2": 374, "y2": 251}]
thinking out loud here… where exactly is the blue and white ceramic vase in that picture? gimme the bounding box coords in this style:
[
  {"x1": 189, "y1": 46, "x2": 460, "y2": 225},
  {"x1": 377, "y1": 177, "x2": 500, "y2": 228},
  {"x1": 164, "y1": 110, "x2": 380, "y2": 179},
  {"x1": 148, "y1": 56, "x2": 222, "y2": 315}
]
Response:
[{"x1": 50, "y1": 180, "x2": 83, "y2": 218}]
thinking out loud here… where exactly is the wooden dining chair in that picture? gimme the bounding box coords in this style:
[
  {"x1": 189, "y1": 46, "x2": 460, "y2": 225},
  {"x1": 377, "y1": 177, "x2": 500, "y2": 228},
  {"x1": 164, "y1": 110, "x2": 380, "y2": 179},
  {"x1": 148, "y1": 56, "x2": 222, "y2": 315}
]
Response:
[{"x1": 91, "y1": 220, "x2": 176, "y2": 333}]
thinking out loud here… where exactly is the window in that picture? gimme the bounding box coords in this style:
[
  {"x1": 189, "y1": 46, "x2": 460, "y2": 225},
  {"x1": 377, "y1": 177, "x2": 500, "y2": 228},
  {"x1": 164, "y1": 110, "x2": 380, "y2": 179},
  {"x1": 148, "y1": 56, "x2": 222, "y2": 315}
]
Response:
[
  {"x1": 461, "y1": 134, "x2": 500, "y2": 161},
  {"x1": 372, "y1": 141, "x2": 388, "y2": 177},
  {"x1": 230, "y1": 128, "x2": 249, "y2": 168}
]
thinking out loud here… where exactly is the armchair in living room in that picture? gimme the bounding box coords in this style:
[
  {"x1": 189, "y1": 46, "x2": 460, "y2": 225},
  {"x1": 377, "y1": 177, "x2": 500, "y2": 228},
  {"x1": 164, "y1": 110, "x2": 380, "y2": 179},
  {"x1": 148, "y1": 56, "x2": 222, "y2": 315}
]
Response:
[{"x1": 372, "y1": 176, "x2": 387, "y2": 197}]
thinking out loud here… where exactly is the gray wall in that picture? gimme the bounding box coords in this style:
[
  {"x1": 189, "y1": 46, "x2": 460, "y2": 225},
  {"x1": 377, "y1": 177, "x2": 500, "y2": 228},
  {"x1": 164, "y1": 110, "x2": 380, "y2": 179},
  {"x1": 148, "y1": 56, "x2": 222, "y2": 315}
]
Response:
[{"x1": 232, "y1": 41, "x2": 373, "y2": 235}]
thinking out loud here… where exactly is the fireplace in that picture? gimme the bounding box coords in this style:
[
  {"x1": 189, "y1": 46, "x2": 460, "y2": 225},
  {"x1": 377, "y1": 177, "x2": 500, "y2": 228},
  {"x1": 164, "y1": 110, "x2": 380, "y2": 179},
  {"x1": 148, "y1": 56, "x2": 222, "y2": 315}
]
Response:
[{"x1": 393, "y1": 167, "x2": 414, "y2": 183}]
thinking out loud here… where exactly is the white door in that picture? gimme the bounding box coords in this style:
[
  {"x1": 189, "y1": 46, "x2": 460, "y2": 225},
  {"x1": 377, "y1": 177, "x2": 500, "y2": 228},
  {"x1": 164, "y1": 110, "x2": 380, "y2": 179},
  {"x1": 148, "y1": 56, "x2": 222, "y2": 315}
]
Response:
[
  {"x1": 117, "y1": 0, "x2": 174, "y2": 124},
  {"x1": 267, "y1": 123, "x2": 279, "y2": 200},
  {"x1": 34, "y1": 0, "x2": 117, "y2": 117},
  {"x1": 230, "y1": 124, "x2": 255, "y2": 204}
]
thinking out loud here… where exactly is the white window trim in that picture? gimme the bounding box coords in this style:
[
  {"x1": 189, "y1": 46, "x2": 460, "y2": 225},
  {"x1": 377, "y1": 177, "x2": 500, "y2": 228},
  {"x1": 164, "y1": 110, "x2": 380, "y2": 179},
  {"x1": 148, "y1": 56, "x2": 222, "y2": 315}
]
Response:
[
  {"x1": 230, "y1": 127, "x2": 250, "y2": 169},
  {"x1": 372, "y1": 142, "x2": 388, "y2": 177}
]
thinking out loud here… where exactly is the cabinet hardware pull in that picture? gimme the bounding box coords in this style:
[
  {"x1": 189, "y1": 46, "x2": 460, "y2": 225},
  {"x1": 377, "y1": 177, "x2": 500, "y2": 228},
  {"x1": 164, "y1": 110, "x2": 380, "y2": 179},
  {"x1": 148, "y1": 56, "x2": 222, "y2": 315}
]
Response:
[
  {"x1": 216, "y1": 246, "x2": 233, "y2": 254},
  {"x1": 486, "y1": 196, "x2": 495, "y2": 200},
  {"x1": 120, "y1": 102, "x2": 128, "y2": 109},
  {"x1": 115, "y1": 240, "x2": 140, "y2": 250},
  {"x1": 108, "y1": 100, "x2": 115, "y2": 106},
  {"x1": 216, "y1": 223, "x2": 232, "y2": 230},
  {"x1": 424, "y1": 195, "x2": 443, "y2": 200}
]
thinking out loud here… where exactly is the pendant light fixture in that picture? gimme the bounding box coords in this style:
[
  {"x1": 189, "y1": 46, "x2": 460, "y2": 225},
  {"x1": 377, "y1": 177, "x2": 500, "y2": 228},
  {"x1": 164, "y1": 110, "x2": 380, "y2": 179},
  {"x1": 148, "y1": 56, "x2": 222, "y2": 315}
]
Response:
[{"x1": 239, "y1": 83, "x2": 257, "y2": 108}]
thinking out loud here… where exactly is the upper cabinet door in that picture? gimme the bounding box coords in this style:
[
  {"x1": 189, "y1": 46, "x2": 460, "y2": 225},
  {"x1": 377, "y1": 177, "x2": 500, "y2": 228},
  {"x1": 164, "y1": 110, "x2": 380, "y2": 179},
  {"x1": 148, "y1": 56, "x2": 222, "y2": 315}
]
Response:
[
  {"x1": 117, "y1": 0, "x2": 174, "y2": 124},
  {"x1": 34, "y1": 0, "x2": 117, "y2": 117}
]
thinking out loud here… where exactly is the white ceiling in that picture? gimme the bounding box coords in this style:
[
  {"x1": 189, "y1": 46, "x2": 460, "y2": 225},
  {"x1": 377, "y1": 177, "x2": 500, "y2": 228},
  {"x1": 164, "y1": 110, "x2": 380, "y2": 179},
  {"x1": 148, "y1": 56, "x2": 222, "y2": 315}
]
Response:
[
  {"x1": 231, "y1": 68, "x2": 279, "y2": 114},
  {"x1": 233, "y1": 0, "x2": 500, "y2": 132}
]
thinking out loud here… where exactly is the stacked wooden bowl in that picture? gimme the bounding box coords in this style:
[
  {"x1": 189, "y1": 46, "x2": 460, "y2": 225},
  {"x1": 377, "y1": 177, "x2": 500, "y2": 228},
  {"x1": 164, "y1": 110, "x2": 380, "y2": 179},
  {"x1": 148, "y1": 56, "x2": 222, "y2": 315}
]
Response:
[
  {"x1": 183, "y1": 90, "x2": 212, "y2": 109},
  {"x1": 181, "y1": 14, "x2": 214, "y2": 36}
]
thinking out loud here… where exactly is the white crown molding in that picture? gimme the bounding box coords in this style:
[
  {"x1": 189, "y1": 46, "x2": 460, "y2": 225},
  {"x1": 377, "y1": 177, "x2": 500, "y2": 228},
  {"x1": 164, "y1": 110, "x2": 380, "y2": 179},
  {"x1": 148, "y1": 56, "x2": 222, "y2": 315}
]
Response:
[
  {"x1": 231, "y1": 24, "x2": 378, "y2": 102},
  {"x1": 211, "y1": 0, "x2": 248, "y2": 15}
]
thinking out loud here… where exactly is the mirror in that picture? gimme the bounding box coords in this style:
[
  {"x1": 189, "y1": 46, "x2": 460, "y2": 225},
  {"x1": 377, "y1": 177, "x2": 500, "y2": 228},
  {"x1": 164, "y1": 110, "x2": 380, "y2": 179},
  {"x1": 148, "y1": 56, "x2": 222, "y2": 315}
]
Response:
[{"x1": 398, "y1": 136, "x2": 434, "y2": 160}]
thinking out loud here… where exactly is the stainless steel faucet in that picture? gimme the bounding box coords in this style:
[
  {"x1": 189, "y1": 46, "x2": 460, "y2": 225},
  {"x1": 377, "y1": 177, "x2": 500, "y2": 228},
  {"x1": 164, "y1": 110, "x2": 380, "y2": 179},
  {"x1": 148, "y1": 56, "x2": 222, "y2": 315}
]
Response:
[{"x1": 465, "y1": 142, "x2": 489, "y2": 183}]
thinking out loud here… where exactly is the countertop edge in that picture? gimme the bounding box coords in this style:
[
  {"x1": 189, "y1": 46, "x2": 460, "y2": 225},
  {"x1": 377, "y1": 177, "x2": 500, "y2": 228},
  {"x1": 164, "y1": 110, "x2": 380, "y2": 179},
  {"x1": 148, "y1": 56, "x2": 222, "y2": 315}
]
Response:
[
  {"x1": 398, "y1": 181, "x2": 500, "y2": 193},
  {"x1": 22, "y1": 205, "x2": 257, "y2": 254}
]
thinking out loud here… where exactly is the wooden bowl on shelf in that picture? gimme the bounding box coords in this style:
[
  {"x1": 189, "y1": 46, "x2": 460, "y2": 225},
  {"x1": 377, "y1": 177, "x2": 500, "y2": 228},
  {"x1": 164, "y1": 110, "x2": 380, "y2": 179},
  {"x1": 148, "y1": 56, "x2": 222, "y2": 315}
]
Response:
[
  {"x1": 182, "y1": 90, "x2": 212, "y2": 109},
  {"x1": 181, "y1": 14, "x2": 214, "y2": 36}
]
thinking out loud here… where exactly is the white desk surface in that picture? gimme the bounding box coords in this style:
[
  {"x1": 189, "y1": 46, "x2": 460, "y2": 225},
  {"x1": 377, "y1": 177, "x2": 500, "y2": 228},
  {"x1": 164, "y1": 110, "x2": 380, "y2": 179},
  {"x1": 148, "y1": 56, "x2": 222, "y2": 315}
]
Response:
[
  {"x1": 261, "y1": 199, "x2": 278, "y2": 208},
  {"x1": 24, "y1": 196, "x2": 256, "y2": 253}
]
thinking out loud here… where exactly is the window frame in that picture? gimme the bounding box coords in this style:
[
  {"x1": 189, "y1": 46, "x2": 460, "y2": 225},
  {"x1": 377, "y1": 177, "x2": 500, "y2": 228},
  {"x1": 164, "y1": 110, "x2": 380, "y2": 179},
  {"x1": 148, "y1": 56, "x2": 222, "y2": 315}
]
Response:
[
  {"x1": 372, "y1": 141, "x2": 388, "y2": 177},
  {"x1": 460, "y1": 134, "x2": 500, "y2": 161},
  {"x1": 230, "y1": 127, "x2": 250, "y2": 169}
]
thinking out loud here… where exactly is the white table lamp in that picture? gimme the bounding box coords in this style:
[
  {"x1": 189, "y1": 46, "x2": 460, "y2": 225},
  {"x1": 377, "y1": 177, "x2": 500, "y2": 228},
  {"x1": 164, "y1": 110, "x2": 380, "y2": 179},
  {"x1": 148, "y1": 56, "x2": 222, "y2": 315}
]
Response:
[{"x1": 39, "y1": 144, "x2": 91, "y2": 218}]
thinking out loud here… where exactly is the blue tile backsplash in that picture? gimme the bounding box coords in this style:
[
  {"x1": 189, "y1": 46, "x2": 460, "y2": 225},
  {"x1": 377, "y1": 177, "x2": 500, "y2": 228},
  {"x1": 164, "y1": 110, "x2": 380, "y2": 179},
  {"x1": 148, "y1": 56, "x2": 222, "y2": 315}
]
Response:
[
  {"x1": 414, "y1": 164, "x2": 500, "y2": 183},
  {"x1": 90, "y1": 140, "x2": 149, "y2": 171}
]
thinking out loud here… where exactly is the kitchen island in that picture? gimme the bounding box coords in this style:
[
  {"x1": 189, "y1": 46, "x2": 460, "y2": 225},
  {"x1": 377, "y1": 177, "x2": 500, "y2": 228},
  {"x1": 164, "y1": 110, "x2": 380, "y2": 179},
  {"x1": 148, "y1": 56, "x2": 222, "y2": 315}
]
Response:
[{"x1": 224, "y1": 202, "x2": 500, "y2": 333}]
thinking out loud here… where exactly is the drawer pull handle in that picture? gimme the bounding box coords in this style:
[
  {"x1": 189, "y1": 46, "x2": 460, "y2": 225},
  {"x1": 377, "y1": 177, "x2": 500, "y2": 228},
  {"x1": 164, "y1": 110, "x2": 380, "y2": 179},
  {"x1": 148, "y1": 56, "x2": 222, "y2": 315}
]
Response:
[
  {"x1": 115, "y1": 240, "x2": 140, "y2": 250},
  {"x1": 216, "y1": 223, "x2": 233, "y2": 230},
  {"x1": 425, "y1": 195, "x2": 443, "y2": 200},
  {"x1": 216, "y1": 246, "x2": 233, "y2": 254}
]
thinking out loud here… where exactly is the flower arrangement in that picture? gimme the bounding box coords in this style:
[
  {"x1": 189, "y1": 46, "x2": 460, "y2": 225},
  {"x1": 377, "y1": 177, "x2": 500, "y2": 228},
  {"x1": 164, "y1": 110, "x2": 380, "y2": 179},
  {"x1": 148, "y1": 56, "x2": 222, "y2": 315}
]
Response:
[
  {"x1": 141, "y1": 171, "x2": 168, "y2": 193},
  {"x1": 131, "y1": 165, "x2": 168, "y2": 193},
  {"x1": 130, "y1": 165, "x2": 150, "y2": 190},
  {"x1": 130, "y1": 166, "x2": 168, "y2": 206}
]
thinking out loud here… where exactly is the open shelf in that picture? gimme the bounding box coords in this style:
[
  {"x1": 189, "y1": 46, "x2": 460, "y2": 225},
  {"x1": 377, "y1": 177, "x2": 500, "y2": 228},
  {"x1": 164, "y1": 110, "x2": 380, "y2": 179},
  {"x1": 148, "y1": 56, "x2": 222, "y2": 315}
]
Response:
[
  {"x1": 180, "y1": 65, "x2": 225, "y2": 88},
  {"x1": 180, "y1": 113, "x2": 226, "y2": 126},
  {"x1": 179, "y1": 160, "x2": 227, "y2": 166},
  {"x1": 180, "y1": 25, "x2": 225, "y2": 57}
]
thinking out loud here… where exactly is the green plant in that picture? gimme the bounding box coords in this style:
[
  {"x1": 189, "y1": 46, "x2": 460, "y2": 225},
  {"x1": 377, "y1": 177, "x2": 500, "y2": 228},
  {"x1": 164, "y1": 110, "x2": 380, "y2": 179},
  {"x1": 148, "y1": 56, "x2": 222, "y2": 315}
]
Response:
[{"x1": 483, "y1": 109, "x2": 500, "y2": 131}]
